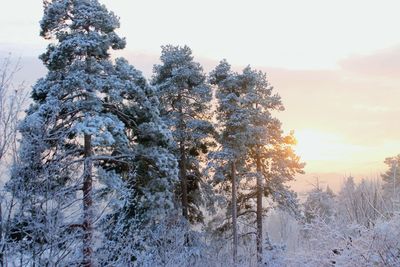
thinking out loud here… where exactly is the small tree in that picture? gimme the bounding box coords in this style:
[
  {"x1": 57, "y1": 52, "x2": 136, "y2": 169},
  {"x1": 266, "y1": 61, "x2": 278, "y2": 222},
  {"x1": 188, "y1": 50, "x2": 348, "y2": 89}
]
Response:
[
  {"x1": 304, "y1": 185, "x2": 335, "y2": 224},
  {"x1": 0, "y1": 57, "x2": 27, "y2": 164},
  {"x1": 337, "y1": 176, "x2": 385, "y2": 227},
  {"x1": 0, "y1": 56, "x2": 27, "y2": 266},
  {"x1": 381, "y1": 155, "x2": 400, "y2": 212}
]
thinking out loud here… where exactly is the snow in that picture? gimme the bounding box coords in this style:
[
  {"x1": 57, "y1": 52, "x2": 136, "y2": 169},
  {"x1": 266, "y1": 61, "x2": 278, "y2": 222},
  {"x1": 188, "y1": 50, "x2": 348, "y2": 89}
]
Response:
[{"x1": 1, "y1": 1, "x2": 398, "y2": 266}]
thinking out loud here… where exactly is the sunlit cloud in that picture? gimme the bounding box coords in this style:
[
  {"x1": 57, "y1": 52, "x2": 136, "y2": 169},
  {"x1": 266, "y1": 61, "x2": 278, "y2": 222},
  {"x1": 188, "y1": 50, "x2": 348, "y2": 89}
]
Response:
[
  {"x1": 340, "y1": 45, "x2": 400, "y2": 78},
  {"x1": 352, "y1": 104, "x2": 399, "y2": 113}
]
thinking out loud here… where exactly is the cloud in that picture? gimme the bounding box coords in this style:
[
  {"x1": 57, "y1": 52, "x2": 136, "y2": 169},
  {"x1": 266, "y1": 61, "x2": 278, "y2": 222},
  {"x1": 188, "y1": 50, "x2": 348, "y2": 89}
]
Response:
[
  {"x1": 253, "y1": 59, "x2": 400, "y2": 147},
  {"x1": 340, "y1": 45, "x2": 400, "y2": 79},
  {"x1": 352, "y1": 104, "x2": 399, "y2": 113}
]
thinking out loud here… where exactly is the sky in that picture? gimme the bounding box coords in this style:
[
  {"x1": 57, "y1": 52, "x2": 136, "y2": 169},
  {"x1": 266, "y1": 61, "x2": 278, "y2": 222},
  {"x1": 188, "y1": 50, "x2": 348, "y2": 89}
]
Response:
[{"x1": 1, "y1": 0, "x2": 400, "y2": 192}]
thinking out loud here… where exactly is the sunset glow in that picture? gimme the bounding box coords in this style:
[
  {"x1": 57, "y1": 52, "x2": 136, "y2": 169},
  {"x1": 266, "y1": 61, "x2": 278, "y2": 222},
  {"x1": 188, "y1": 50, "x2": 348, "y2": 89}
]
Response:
[
  {"x1": 294, "y1": 130, "x2": 345, "y2": 162},
  {"x1": 2, "y1": 0, "x2": 400, "y2": 190}
]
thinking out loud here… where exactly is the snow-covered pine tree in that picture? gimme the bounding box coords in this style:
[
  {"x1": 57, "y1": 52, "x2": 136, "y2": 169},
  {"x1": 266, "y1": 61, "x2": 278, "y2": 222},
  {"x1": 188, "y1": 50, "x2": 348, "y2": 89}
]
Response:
[
  {"x1": 303, "y1": 185, "x2": 335, "y2": 224},
  {"x1": 210, "y1": 62, "x2": 304, "y2": 265},
  {"x1": 381, "y1": 155, "x2": 400, "y2": 212},
  {"x1": 97, "y1": 59, "x2": 180, "y2": 266},
  {"x1": 237, "y1": 66, "x2": 304, "y2": 264},
  {"x1": 6, "y1": 1, "x2": 130, "y2": 265},
  {"x1": 355, "y1": 179, "x2": 384, "y2": 226},
  {"x1": 337, "y1": 176, "x2": 357, "y2": 223},
  {"x1": 326, "y1": 185, "x2": 335, "y2": 198},
  {"x1": 209, "y1": 59, "x2": 250, "y2": 265},
  {"x1": 152, "y1": 45, "x2": 215, "y2": 223},
  {"x1": 337, "y1": 176, "x2": 385, "y2": 227}
]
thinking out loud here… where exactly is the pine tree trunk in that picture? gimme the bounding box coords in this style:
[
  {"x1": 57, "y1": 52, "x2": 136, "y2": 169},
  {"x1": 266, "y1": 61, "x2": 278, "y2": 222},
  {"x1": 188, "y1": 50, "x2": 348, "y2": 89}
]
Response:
[
  {"x1": 180, "y1": 141, "x2": 189, "y2": 219},
  {"x1": 178, "y1": 91, "x2": 189, "y2": 220},
  {"x1": 256, "y1": 153, "x2": 263, "y2": 265},
  {"x1": 82, "y1": 134, "x2": 93, "y2": 267},
  {"x1": 231, "y1": 161, "x2": 238, "y2": 265}
]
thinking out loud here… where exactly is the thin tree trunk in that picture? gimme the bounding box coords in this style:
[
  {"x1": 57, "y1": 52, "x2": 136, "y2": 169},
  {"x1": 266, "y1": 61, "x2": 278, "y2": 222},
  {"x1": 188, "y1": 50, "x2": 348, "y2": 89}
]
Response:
[
  {"x1": 180, "y1": 143, "x2": 189, "y2": 219},
  {"x1": 0, "y1": 196, "x2": 14, "y2": 267},
  {"x1": 231, "y1": 161, "x2": 238, "y2": 265},
  {"x1": 0, "y1": 202, "x2": 3, "y2": 267},
  {"x1": 82, "y1": 134, "x2": 93, "y2": 267},
  {"x1": 178, "y1": 92, "x2": 189, "y2": 220},
  {"x1": 256, "y1": 152, "x2": 263, "y2": 265}
]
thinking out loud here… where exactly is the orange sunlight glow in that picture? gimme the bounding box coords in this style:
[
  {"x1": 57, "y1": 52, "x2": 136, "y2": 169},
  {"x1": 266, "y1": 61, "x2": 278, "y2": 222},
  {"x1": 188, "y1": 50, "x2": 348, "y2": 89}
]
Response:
[
  {"x1": 293, "y1": 129, "x2": 372, "y2": 174},
  {"x1": 294, "y1": 130, "x2": 346, "y2": 162}
]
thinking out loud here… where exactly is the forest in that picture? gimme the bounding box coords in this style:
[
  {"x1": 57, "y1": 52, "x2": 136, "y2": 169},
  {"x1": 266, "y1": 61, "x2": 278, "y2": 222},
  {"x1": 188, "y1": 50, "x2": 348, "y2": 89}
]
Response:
[{"x1": 0, "y1": 1, "x2": 400, "y2": 266}]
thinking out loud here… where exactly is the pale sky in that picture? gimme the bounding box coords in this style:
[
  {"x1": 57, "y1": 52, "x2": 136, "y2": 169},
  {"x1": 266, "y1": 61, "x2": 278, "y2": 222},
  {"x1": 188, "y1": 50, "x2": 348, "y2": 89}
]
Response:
[{"x1": 2, "y1": 0, "x2": 400, "y2": 191}]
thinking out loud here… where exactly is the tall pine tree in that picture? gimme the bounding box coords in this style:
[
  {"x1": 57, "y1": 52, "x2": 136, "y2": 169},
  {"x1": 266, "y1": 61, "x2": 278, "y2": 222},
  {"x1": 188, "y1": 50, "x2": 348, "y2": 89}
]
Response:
[
  {"x1": 210, "y1": 60, "x2": 250, "y2": 265},
  {"x1": 210, "y1": 62, "x2": 304, "y2": 265},
  {"x1": 152, "y1": 45, "x2": 215, "y2": 223},
  {"x1": 98, "y1": 59, "x2": 179, "y2": 265},
  {"x1": 239, "y1": 66, "x2": 304, "y2": 264},
  {"x1": 6, "y1": 1, "x2": 131, "y2": 265}
]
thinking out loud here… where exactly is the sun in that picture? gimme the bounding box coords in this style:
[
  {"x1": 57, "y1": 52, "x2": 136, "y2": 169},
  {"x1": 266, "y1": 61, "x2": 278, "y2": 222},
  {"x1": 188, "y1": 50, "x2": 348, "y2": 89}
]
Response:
[{"x1": 294, "y1": 129, "x2": 345, "y2": 162}]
